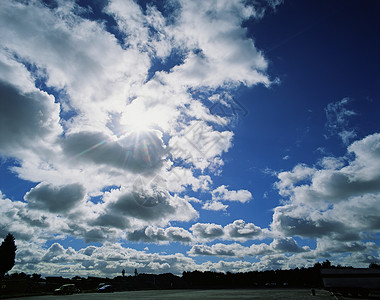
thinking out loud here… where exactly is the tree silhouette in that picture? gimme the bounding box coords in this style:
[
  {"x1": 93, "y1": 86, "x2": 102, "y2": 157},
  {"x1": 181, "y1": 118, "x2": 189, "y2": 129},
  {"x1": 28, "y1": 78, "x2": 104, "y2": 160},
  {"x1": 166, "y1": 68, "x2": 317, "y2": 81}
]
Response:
[
  {"x1": 369, "y1": 263, "x2": 380, "y2": 269},
  {"x1": 321, "y1": 260, "x2": 331, "y2": 268},
  {"x1": 0, "y1": 233, "x2": 17, "y2": 278}
]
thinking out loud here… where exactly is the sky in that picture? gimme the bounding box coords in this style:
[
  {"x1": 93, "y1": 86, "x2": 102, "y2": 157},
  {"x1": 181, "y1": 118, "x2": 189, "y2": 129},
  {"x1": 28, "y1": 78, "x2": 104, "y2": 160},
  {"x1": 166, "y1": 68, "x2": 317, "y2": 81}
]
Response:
[{"x1": 0, "y1": 0, "x2": 379, "y2": 278}]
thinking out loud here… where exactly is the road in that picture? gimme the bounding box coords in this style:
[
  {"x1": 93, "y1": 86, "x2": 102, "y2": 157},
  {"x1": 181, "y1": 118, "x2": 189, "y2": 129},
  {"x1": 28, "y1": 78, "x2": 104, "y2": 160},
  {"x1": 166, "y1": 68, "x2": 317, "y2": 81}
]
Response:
[{"x1": 8, "y1": 289, "x2": 333, "y2": 299}]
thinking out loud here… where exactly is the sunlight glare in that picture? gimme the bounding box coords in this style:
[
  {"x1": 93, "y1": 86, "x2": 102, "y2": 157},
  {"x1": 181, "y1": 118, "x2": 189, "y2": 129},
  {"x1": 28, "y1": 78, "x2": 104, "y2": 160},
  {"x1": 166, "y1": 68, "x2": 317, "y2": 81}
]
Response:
[{"x1": 120, "y1": 100, "x2": 168, "y2": 133}]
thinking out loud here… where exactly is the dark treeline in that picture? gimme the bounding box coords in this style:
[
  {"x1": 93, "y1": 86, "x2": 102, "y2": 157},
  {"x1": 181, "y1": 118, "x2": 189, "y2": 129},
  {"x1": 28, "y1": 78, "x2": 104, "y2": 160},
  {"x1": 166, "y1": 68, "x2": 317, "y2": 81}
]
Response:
[
  {"x1": 2, "y1": 261, "x2": 380, "y2": 296},
  {"x1": 181, "y1": 260, "x2": 354, "y2": 289}
]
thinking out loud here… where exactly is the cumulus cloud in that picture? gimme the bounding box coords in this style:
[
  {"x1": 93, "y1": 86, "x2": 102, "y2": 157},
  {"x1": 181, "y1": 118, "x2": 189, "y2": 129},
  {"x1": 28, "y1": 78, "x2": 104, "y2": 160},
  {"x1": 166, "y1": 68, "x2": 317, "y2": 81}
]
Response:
[
  {"x1": 270, "y1": 237, "x2": 309, "y2": 253},
  {"x1": 96, "y1": 186, "x2": 198, "y2": 228},
  {"x1": 127, "y1": 226, "x2": 193, "y2": 243},
  {"x1": 272, "y1": 133, "x2": 380, "y2": 244},
  {"x1": 190, "y1": 223, "x2": 224, "y2": 240},
  {"x1": 158, "y1": 0, "x2": 270, "y2": 88},
  {"x1": 275, "y1": 164, "x2": 315, "y2": 197},
  {"x1": 188, "y1": 238, "x2": 307, "y2": 257},
  {"x1": 169, "y1": 120, "x2": 233, "y2": 170},
  {"x1": 11, "y1": 230, "x2": 377, "y2": 278},
  {"x1": 212, "y1": 185, "x2": 252, "y2": 203},
  {"x1": 202, "y1": 201, "x2": 228, "y2": 211},
  {"x1": 188, "y1": 243, "x2": 249, "y2": 257},
  {"x1": 14, "y1": 242, "x2": 200, "y2": 277},
  {"x1": 25, "y1": 182, "x2": 85, "y2": 213},
  {"x1": 0, "y1": 194, "x2": 34, "y2": 241},
  {"x1": 90, "y1": 214, "x2": 130, "y2": 230},
  {"x1": 316, "y1": 238, "x2": 376, "y2": 254},
  {"x1": 198, "y1": 259, "x2": 256, "y2": 274},
  {"x1": 42, "y1": 243, "x2": 71, "y2": 262},
  {"x1": 163, "y1": 167, "x2": 212, "y2": 193},
  {"x1": 276, "y1": 133, "x2": 380, "y2": 204},
  {"x1": 0, "y1": 0, "x2": 148, "y2": 115},
  {"x1": 124, "y1": 219, "x2": 268, "y2": 245},
  {"x1": 201, "y1": 186, "x2": 252, "y2": 211},
  {"x1": 62, "y1": 130, "x2": 166, "y2": 174},
  {"x1": 0, "y1": 80, "x2": 61, "y2": 157},
  {"x1": 0, "y1": 191, "x2": 72, "y2": 242},
  {"x1": 225, "y1": 219, "x2": 263, "y2": 240},
  {"x1": 271, "y1": 204, "x2": 357, "y2": 241},
  {"x1": 191, "y1": 220, "x2": 266, "y2": 242}
]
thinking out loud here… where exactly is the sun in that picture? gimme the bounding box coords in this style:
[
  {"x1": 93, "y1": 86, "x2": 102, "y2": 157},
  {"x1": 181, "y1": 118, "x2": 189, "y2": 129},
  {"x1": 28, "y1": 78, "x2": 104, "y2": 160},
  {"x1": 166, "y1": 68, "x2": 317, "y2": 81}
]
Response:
[
  {"x1": 119, "y1": 100, "x2": 169, "y2": 133},
  {"x1": 121, "y1": 111, "x2": 153, "y2": 132}
]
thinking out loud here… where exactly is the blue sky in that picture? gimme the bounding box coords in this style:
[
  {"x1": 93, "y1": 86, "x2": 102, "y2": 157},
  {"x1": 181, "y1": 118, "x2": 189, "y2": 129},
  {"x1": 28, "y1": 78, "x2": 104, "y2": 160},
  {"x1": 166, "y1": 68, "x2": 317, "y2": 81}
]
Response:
[{"x1": 0, "y1": 0, "x2": 379, "y2": 277}]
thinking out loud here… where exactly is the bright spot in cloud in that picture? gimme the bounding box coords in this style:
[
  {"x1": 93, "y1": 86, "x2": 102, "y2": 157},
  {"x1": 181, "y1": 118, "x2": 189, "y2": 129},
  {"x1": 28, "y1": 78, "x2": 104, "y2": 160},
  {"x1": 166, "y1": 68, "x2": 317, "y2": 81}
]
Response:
[{"x1": 120, "y1": 99, "x2": 172, "y2": 133}]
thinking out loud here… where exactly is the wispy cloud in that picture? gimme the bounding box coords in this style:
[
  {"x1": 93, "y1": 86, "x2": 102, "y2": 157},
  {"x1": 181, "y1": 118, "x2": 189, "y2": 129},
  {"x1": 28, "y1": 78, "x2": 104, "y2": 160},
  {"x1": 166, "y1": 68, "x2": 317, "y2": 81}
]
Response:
[{"x1": 325, "y1": 97, "x2": 357, "y2": 145}]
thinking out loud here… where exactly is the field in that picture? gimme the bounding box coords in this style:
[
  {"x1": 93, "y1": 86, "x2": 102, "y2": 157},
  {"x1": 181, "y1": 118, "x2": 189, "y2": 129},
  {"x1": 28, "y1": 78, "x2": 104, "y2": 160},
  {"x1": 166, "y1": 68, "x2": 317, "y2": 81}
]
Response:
[{"x1": 8, "y1": 289, "x2": 333, "y2": 300}]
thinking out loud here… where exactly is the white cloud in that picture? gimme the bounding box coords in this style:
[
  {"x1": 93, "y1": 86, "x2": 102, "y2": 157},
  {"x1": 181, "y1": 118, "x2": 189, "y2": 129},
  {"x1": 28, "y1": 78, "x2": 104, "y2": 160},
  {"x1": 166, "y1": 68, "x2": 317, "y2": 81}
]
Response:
[
  {"x1": 270, "y1": 238, "x2": 309, "y2": 253},
  {"x1": 14, "y1": 237, "x2": 312, "y2": 276},
  {"x1": 169, "y1": 120, "x2": 233, "y2": 170},
  {"x1": 158, "y1": 0, "x2": 271, "y2": 88},
  {"x1": 200, "y1": 186, "x2": 252, "y2": 212},
  {"x1": 198, "y1": 259, "x2": 255, "y2": 273},
  {"x1": 0, "y1": 0, "x2": 149, "y2": 119},
  {"x1": 163, "y1": 167, "x2": 212, "y2": 193},
  {"x1": 191, "y1": 220, "x2": 268, "y2": 242},
  {"x1": 318, "y1": 156, "x2": 345, "y2": 170},
  {"x1": 14, "y1": 242, "x2": 199, "y2": 277},
  {"x1": 98, "y1": 186, "x2": 198, "y2": 228},
  {"x1": 188, "y1": 243, "x2": 249, "y2": 257},
  {"x1": 224, "y1": 219, "x2": 263, "y2": 240},
  {"x1": 127, "y1": 226, "x2": 193, "y2": 244},
  {"x1": 0, "y1": 51, "x2": 36, "y2": 93},
  {"x1": 272, "y1": 133, "x2": 380, "y2": 244},
  {"x1": 0, "y1": 192, "x2": 69, "y2": 243},
  {"x1": 190, "y1": 223, "x2": 224, "y2": 240},
  {"x1": 276, "y1": 133, "x2": 380, "y2": 205},
  {"x1": 188, "y1": 238, "x2": 307, "y2": 257},
  {"x1": 202, "y1": 201, "x2": 228, "y2": 211},
  {"x1": 212, "y1": 185, "x2": 252, "y2": 203},
  {"x1": 0, "y1": 195, "x2": 33, "y2": 241},
  {"x1": 105, "y1": 0, "x2": 172, "y2": 59},
  {"x1": 275, "y1": 164, "x2": 315, "y2": 197}
]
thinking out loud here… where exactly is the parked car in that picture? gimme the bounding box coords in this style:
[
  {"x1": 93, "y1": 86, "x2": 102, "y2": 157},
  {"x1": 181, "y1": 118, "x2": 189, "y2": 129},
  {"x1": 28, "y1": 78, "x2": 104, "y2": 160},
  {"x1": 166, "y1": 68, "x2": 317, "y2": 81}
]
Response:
[
  {"x1": 54, "y1": 284, "x2": 76, "y2": 295},
  {"x1": 97, "y1": 284, "x2": 114, "y2": 293},
  {"x1": 97, "y1": 283, "x2": 107, "y2": 289}
]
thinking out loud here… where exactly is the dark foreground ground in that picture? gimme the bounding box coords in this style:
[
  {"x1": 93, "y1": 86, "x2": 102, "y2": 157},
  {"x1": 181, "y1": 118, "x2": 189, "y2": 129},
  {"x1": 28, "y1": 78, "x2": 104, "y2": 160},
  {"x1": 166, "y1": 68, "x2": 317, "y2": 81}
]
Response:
[{"x1": 7, "y1": 289, "x2": 333, "y2": 300}]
